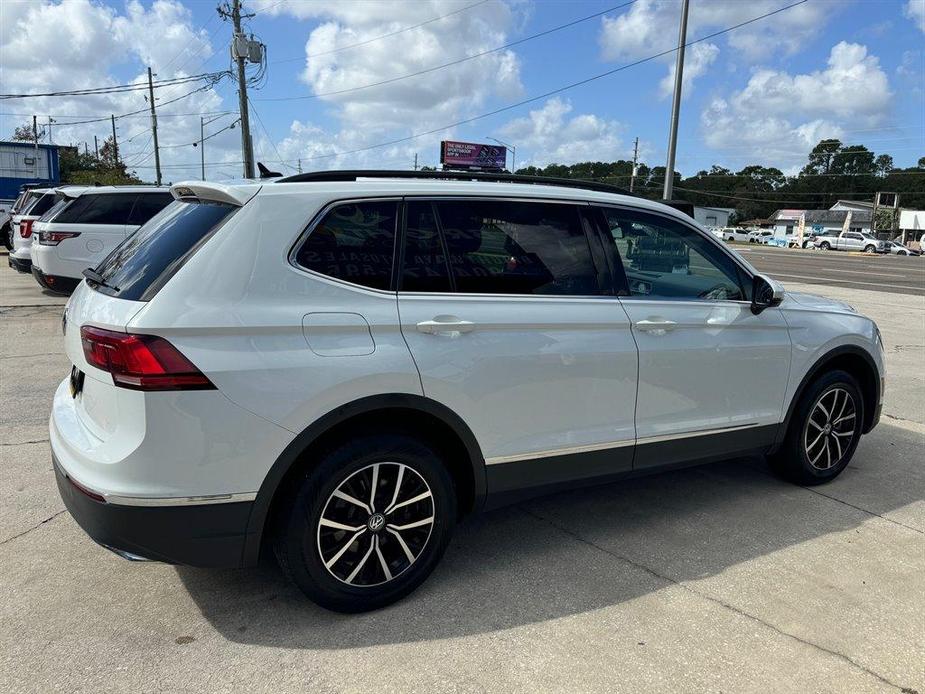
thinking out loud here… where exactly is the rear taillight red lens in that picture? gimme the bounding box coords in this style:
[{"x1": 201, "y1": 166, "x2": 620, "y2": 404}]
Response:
[
  {"x1": 79, "y1": 326, "x2": 215, "y2": 391},
  {"x1": 39, "y1": 231, "x2": 81, "y2": 246},
  {"x1": 20, "y1": 220, "x2": 34, "y2": 238}
]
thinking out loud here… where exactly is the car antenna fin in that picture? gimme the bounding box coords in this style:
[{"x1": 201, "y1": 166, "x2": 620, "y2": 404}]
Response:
[{"x1": 257, "y1": 162, "x2": 282, "y2": 179}]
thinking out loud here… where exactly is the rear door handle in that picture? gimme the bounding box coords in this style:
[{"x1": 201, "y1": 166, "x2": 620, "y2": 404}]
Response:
[
  {"x1": 416, "y1": 318, "x2": 475, "y2": 335},
  {"x1": 634, "y1": 319, "x2": 677, "y2": 336}
]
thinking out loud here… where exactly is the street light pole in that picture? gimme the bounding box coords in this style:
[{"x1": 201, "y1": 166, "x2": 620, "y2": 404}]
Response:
[
  {"x1": 486, "y1": 136, "x2": 516, "y2": 172},
  {"x1": 663, "y1": 0, "x2": 689, "y2": 201}
]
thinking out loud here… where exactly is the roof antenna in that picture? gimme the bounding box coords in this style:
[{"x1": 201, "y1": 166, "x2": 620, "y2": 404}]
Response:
[{"x1": 257, "y1": 162, "x2": 281, "y2": 179}]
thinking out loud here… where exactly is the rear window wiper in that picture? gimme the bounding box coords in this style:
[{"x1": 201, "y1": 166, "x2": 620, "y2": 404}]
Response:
[{"x1": 82, "y1": 268, "x2": 120, "y2": 292}]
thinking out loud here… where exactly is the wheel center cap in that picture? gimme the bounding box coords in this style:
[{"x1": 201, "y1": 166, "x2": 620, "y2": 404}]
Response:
[
  {"x1": 367, "y1": 513, "x2": 385, "y2": 532},
  {"x1": 823, "y1": 423, "x2": 832, "y2": 434}
]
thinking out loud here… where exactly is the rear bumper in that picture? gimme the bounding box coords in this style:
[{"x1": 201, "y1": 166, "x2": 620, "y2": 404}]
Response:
[
  {"x1": 31, "y1": 265, "x2": 80, "y2": 294},
  {"x1": 8, "y1": 254, "x2": 31, "y2": 273},
  {"x1": 54, "y1": 454, "x2": 253, "y2": 568}
]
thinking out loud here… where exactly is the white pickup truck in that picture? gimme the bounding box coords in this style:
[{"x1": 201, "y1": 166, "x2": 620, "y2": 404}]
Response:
[{"x1": 814, "y1": 231, "x2": 886, "y2": 254}]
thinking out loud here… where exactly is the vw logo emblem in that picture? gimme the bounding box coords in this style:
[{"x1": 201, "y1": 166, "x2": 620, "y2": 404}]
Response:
[{"x1": 367, "y1": 513, "x2": 385, "y2": 532}]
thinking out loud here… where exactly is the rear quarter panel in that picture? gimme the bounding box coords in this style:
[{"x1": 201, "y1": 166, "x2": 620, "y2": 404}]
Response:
[{"x1": 126, "y1": 190, "x2": 424, "y2": 435}]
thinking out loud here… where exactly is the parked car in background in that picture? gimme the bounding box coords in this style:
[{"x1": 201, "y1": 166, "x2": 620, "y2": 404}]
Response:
[
  {"x1": 884, "y1": 240, "x2": 920, "y2": 256},
  {"x1": 786, "y1": 234, "x2": 812, "y2": 249},
  {"x1": 31, "y1": 186, "x2": 174, "y2": 293},
  {"x1": 51, "y1": 172, "x2": 884, "y2": 613},
  {"x1": 8, "y1": 189, "x2": 57, "y2": 273},
  {"x1": 722, "y1": 227, "x2": 749, "y2": 242},
  {"x1": 1, "y1": 185, "x2": 43, "y2": 251},
  {"x1": 747, "y1": 229, "x2": 775, "y2": 244},
  {"x1": 814, "y1": 231, "x2": 886, "y2": 254}
]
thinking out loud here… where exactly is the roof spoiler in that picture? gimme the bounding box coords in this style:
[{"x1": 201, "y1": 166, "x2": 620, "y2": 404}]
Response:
[{"x1": 170, "y1": 181, "x2": 259, "y2": 207}]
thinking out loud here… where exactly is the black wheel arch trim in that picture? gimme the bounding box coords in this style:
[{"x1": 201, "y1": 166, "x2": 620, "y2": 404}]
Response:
[
  {"x1": 772, "y1": 344, "x2": 881, "y2": 451},
  {"x1": 241, "y1": 393, "x2": 486, "y2": 567}
]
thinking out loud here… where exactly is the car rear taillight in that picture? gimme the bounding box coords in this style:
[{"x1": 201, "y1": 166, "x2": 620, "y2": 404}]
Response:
[
  {"x1": 39, "y1": 231, "x2": 81, "y2": 246},
  {"x1": 79, "y1": 326, "x2": 215, "y2": 391},
  {"x1": 20, "y1": 219, "x2": 34, "y2": 238}
]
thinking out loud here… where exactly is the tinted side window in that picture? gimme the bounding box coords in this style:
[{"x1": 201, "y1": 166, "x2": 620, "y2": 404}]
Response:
[
  {"x1": 92, "y1": 201, "x2": 236, "y2": 301},
  {"x1": 400, "y1": 201, "x2": 451, "y2": 292},
  {"x1": 435, "y1": 200, "x2": 600, "y2": 295},
  {"x1": 25, "y1": 193, "x2": 56, "y2": 217},
  {"x1": 128, "y1": 193, "x2": 174, "y2": 225},
  {"x1": 601, "y1": 207, "x2": 746, "y2": 301},
  {"x1": 60, "y1": 193, "x2": 138, "y2": 225},
  {"x1": 295, "y1": 201, "x2": 397, "y2": 290},
  {"x1": 51, "y1": 194, "x2": 96, "y2": 223}
]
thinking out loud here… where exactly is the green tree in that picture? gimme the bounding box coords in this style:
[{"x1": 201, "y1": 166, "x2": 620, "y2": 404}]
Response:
[
  {"x1": 875, "y1": 154, "x2": 894, "y2": 176},
  {"x1": 10, "y1": 120, "x2": 41, "y2": 142}
]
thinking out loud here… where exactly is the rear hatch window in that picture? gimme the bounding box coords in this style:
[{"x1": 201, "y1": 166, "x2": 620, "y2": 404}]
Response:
[
  {"x1": 88, "y1": 200, "x2": 236, "y2": 301},
  {"x1": 23, "y1": 193, "x2": 56, "y2": 218}
]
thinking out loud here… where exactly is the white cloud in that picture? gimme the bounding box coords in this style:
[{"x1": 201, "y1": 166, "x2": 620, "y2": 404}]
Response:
[
  {"x1": 253, "y1": 0, "x2": 522, "y2": 136},
  {"x1": 905, "y1": 0, "x2": 925, "y2": 33},
  {"x1": 658, "y1": 42, "x2": 719, "y2": 100},
  {"x1": 0, "y1": 0, "x2": 235, "y2": 183},
  {"x1": 599, "y1": 0, "x2": 833, "y2": 97},
  {"x1": 498, "y1": 97, "x2": 624, "y2": 168},
  {"x1": 699, "y1": 42, "x2": 891, "y2": 169}
]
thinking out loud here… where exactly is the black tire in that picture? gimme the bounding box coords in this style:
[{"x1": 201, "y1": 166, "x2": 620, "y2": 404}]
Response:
[
  {"x1": 820, "y1": 241, "x2": 831, "y2": 250},
  {"x1": 770, "y1": 369, "x2": 864, "y2": 485},
  {"x1": 273, "y1": 432, "x2": 456, "y2": 613},
  {"x1": 864, "y1": 245, "x2": 876, "y2": 254}
]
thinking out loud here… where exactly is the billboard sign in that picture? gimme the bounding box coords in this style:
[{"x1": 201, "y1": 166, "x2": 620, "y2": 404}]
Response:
[{"x1": 440, "y1": 140, "x2": 507, "y2": 171}]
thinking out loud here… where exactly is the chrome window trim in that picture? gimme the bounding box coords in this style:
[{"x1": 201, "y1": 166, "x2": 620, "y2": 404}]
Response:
[{"x1": 484, "y1": 422, "x2": 760, "y2": 465}]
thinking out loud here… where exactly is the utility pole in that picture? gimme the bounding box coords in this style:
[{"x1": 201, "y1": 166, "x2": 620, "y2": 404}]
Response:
[
  {"x1": 663, "y1": 0, "x2": 689, "y2": 201},
  {"x1": 200, "y1": 117, "x2": 206, "y2": 180},
  {"x1": 219, "y1": 0, "x2": 256, "y2": 179},
  {"x1": 629, "y1": 137, "x2": 639, "y2": 192},
  {"x1": 414, "y1": 153, "x2": 418, "y2": 170},
  {"x1": 111, "y1": 115, "x2": 119, "y2": 166},
  {"x1": 94, "y1": 135, "x2": 99, "y2": 160},
  {"x1": 147, "y1": 67, "x2": 162, "y2": 185},
  {"x1": 47, "y1": 117, "x2": 55, "y2": 145},
  {"x1": 298, "y1": 158, "x2": 302, "y2": 173},
  {"x1": 32, "y1": 115, "x2": 38, "y2": 150}
]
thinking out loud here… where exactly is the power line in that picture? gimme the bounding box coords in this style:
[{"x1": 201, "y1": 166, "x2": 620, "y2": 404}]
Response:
[
  {"x1": 0, "y1": 72, "x2": 226, "y2": 100},
  {"x1": 247, "y1": 96, "x2": 296, "y2": 170},
  {"x1": 33, "y1": 78, "x2": 230, "y2": 127},
  {"x1": 259, "y1": 0, "x2": 638, "y2": 102},
  {"x1": 271, "y1": 0, "x2": 494, "y2": 64},
  {"x1": 284, "y1": 0, "x2": 812, "y2": 164}
]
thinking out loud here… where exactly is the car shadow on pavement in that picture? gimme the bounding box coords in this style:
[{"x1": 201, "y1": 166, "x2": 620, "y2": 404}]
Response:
[{"x1": 176, "y1": 422, "x2": 923, "y2": 650}]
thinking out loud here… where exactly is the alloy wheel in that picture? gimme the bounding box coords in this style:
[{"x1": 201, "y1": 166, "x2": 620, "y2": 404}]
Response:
[
  {"x1": 316, "y1": 462, "x2": 435, "y2": 587},
  {"x1": 802, "y1": 387, "x2": 857, "y2": 470}
]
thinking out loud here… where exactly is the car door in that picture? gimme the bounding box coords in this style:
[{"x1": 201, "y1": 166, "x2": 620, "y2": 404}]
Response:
[
  {"x1": 397, "y1": 198, "x2": 638, "y2": 498},
  {"x1": 596, "y1": 204, "x2": 792, "y2": 470}
]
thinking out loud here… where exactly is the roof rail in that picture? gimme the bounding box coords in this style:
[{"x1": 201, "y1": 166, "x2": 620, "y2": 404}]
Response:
[{"x1": 273, "y1": 169, "x2": 633, "y2": 196}]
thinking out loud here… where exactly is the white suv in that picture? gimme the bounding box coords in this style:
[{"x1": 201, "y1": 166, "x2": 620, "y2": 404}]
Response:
[
  {"x1": 31, "y1": 186, "x2": 173, "y2": 293},
  {"x1": 51, "y1": 172, "x2": 884, "y2": 612},
  {"x1": 8, "y1": 188, "x2": 57, "y2": 273}
]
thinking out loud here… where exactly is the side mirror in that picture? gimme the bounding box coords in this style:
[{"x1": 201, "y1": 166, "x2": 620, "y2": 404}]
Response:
[{"x1": 751, "y1": 274, "x2": 784, "y2": 315}]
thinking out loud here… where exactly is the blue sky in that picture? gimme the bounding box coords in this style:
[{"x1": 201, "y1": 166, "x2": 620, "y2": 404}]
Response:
[{"x1": 1, "y1": 0, "x2": 923, "y2": 182}]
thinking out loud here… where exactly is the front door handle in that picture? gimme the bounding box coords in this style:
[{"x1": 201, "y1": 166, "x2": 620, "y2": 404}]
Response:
[
  {"x1": 634, "y1": 319, "x2": 677, "y2": 336},
  {"x1": 416, "y1": 317, "x2": 475, "y2": 336}
]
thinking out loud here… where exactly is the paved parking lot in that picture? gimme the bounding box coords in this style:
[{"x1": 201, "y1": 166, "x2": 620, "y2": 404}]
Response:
[
  {"x1": 735, "y1": 244, "x2": 925, "y2": 297},
  {"x1": 1, "y1": 254, "x2": 923, "y2": 693}
]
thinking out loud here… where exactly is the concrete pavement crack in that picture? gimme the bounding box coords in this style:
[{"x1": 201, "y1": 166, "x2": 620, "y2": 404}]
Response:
[
  {"x1": 0, "y1": 510, "x2": 66, "y2": 546},
  {"x1": 798, "y1": 485, "x2": 924, "y2": 535},
  {"x1": 520, "y1": 506, "x2": 911, "y2": 693},
  {"x1": 0, "y1": 438, "x2": 50, "y2": 446}
]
